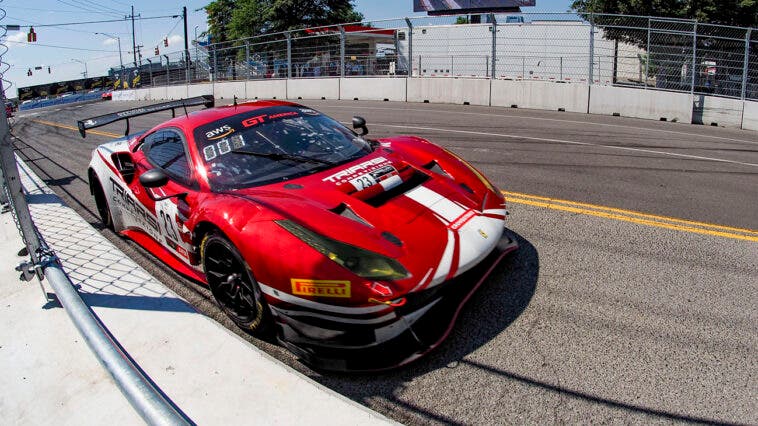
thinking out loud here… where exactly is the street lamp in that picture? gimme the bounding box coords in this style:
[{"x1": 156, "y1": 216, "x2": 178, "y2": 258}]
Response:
[
  {"x1": 95, "y1": 32, "x2": 124, "y2": 76},
  {"x1": 71, "y1": 59, "x2": 87, "y2": 79}
]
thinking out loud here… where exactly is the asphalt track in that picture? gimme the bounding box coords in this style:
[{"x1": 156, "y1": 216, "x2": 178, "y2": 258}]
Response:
[{"x1": 10, "y1": 99, "x2": 758, "y2": 424}]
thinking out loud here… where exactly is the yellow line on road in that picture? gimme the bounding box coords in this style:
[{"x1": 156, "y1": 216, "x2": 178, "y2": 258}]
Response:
[
  {"x1": 31, "y1": 119, "x2": 121, "y2": 138},
  {"x1": 505, "y1": 193, "x2": 758, "y2": 242}
]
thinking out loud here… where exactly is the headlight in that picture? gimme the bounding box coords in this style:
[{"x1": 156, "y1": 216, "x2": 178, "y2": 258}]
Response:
[{"x1": 276, "y1": 220, "x2": 409, "y2": 280}]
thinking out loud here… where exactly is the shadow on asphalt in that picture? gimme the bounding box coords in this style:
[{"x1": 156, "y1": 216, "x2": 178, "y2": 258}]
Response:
[{"x1": 313, "y1": 230, "x2": 539, "y2": 424}]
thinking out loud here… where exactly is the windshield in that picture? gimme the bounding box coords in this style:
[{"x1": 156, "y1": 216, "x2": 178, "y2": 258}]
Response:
[{"x1": 193, "y1": 106, "x2": 371, "y2": 190}]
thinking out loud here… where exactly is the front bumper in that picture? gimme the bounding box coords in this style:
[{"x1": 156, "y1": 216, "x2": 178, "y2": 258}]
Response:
[{"x1": 272, "y1": 230, "x2": 519, "y2": 372}]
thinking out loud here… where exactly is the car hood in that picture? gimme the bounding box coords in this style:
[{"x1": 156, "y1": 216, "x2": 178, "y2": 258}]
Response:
[{"x1": 233, "y1": 141, "x2": 506, "y2": 292}]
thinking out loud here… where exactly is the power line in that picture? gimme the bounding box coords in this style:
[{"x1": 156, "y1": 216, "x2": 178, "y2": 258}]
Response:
[
  {"x1": 6, "y1": 14, "x2": 181, "y2": 28},
  {"x1": 55, "y1": 0, "x2": 122, "y2": 18},
  {"x1": 6, "y1": 39, "x2": 120, "y2": 53}
]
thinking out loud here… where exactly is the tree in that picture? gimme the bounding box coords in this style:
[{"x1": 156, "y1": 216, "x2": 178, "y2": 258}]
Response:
[
  {"x1": 206, "y1": 0, "x2": 365, "y2": 41},
  {"x1": 571, "y1": 0, "x2": 757, "y2": 28}
]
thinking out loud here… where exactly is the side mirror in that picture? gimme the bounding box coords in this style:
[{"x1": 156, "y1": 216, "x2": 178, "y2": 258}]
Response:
[
  {"x1": 352, "y1": 116, "x2": 368, "y2": 136},
  {"x1": 139, "y1": 168, "x2": 169, "y2": 188}
]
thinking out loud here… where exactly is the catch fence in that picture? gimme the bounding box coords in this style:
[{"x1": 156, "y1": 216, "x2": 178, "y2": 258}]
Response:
[{"x1": 123, "y1": 12, "x2": 757, "y2": 101}]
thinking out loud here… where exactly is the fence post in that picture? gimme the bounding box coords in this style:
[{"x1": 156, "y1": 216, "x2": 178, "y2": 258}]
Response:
[
  {"x1": 212, "y1": 50, "x2": 217, "y2": 82},
  {"x1": 691, "y1": 22, "x2": 697, "y2": 94},
  {"x1": 589, "y1": 13, "x2": 595, "y2": 85},
  {"x1": 339, "y1": 26, "x2": 346, "y2": 78},
  {"x1": 245, "y1": 41, "x2": 250, "y2": 79},
  {"x1": 405, "y1": 18, "x2": 413, "y2": 77},
  {"x1": 741, "y1": 28, "x2": 751, "y2": 100},
  {"x1": 286, "y1": 32, "x2": 292, "y2": 79},
  {"x1": 164, "y1": 55, "x2": 170, "y2": 86},
  {"x1": 490, "y1": 13, "x2": 497, "y2": 79},
  {"x1": 645, "y1": 18, "x2": 651, "y2": 89}
]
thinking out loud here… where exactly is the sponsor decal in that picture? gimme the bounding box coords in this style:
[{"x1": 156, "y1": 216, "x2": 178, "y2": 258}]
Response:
[
  {"x1": 322, "y1": 157, "x2": 390, "y2": 184},
  {"x1": 348, "y1": 165, "x2": 400, "y2": 192},
  {"x1": 449, "y1": 209, "x2": 476, "y2": 231},
  {"x1": 268, "y1": 111, "x2": 299, "y2": 120},
  {"x1": 205, "y1": 124, "x2": 234, "y2": 140},
  {"x1": 298, "y1": 108, "x2": 319, "y2": 115},
  {"x1": 478, "y1": 229, "x2": 489, "y2": 239},
  {"x1": 242, "y1": 114, "x2": 267, "y2": 128},
  {"x1": 291, "y1": 279, "x2": 351, "y2": 298},
  {"x1": 109, "y1": 177, "x2": 160, "y2": 234},
  {"x1": 83, "y1": 119, "x2": 95, "y2": 126}
]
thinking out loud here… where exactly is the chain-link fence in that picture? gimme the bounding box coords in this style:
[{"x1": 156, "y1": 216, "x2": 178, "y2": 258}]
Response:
[{"x1": 123, "y1": 12, "x2": 756, "y2": 101}]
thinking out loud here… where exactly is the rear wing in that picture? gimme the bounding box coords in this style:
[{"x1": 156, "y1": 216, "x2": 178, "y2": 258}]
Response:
[{"x1": 76, "y1": 95, "x2": 215, "y2": 138}]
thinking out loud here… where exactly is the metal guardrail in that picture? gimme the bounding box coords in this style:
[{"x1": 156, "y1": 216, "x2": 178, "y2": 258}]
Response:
[
  {"x1": 0, "y1": 80, "x2": 192, "y2": 425},
  {"x1": 121, "y1": 12, "x2": 756, "y2": 102}
]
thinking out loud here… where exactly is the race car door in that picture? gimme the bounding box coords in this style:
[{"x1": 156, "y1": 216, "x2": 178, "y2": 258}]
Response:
[{"x1": 131, "y1": 128, "x2": 198, "y2": 264}]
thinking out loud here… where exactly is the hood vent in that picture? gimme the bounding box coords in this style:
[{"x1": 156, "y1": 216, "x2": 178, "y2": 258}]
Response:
[
  {"x1": 423, "y1": 160, "x2": 450, "y2": 177},
  {"x1": 363, "y1": 169, "x2": 429, "y2": 207},
  {"x1": 330, "y1": 203, "x2": 371, "y2": 227}
]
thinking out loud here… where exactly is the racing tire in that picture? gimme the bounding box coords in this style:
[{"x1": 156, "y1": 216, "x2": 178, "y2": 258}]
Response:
[
  {"x1": 91, "y1": 176, "x2": 113, "y2": 230},
  {"x1": 202, "y1": 233, "x2": 272, "y2": 336}
]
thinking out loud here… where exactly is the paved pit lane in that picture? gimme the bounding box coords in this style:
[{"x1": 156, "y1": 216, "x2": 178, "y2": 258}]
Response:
[{"x1": 9, "y1": 99, "x2": 757, "y2": 424}]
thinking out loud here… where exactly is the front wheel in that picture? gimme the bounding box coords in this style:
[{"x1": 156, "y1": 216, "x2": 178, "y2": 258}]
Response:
[{"x1": 202, "y1": 233, "x2": 272, "y2": 336}]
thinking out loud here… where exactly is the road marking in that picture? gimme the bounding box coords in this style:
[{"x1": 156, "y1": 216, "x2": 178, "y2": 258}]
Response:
[
  {"x1": 504, "y1": 191, "x2": 758, "y2": 242},
  {"x1": 30, "y1": 119, "x2": 121, "y2": 138},
  {"x1": 323, "y1": 104, "x2": 758, "y2": 146},
  {"x1": 368, "y1": 123, "x2": 758, "y2": 168}
]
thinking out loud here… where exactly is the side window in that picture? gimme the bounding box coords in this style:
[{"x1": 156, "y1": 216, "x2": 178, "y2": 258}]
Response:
[{"x1": 144, "y1": 130, "x2": 193, "y2": 185}]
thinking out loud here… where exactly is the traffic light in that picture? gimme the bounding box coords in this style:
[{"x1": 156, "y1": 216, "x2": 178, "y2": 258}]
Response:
[
  {"x1": 27, "y1": 68, "x2": 32, "y2": 76},
  {"x1": 48, "y1": 66, "x2": 51, "y2": 74},
  {"x1": 155, "y1": 46, "x2": 159, "y2": 55},
  {"x1": 163, "y1": 38, "x2": 168, "y2": 47},
  {"x1": 27, "y1": 27, "x2": 37, "y2": 42}
]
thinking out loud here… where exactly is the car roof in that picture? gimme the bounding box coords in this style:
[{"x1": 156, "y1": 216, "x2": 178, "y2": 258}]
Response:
[{"x1": 160, "y1": 99, "x2": 302, "y2": 133}]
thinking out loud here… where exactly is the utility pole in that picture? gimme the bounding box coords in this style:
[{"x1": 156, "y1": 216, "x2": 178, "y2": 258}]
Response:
[
  {"x1": 183, "y1": 7, "x2": 189, "y2": 60},
  {"x1": 127, "y1": 6, "x2": 140, "y2": 64}
]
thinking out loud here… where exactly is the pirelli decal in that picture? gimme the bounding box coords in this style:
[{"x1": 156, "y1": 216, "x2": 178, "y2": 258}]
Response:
[{"x1": 291, "y1": 279, "x2": 351, "y2": 298}]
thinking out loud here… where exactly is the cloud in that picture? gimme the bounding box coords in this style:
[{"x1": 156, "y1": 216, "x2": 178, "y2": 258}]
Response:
[
  {"x1": 6, "y1": 31, "x2": 27, "y2": 45},
  {"x1": 167, "y1": 34, "x2": 183, "y2": 46}
]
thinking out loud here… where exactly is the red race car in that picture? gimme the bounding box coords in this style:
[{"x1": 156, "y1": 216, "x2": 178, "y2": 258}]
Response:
[{"x1": 79, "y1": 96, "x2": 517, "y2": 371}]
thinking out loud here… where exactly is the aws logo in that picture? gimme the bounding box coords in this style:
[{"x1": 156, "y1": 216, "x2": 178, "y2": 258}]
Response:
[{"x1": 206, "y1": 125, "x2": 234, "y2": 140}]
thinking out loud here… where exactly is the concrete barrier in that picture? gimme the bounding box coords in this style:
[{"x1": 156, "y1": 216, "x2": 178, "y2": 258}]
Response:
[
  {"x1": 742, "y1": 100, "x2": 758, "y2": 131},
  {"x1": 491, "y1": 80, "x2": 589, "y2": 113},
  {"x1": 165, "y1": 85, "x2": 188, "y2": 100},
  {"x1": 340, "y1": 78, "x2": 406, "y2": 102},
  {"x1": 187, "y1": 83, "x2": 213, "y2": 98},
  {"x1": 589, "y1": 85, "x2": 693, "y2": 123},
  {"x1": 246, "y1": 79, "x2": 287, "y2": 100},
  {"x1": 287, "y1": 78, "x2": 340, "y2": 100},
  {"x1": 214, "y1": 81, "x2": 246, "y2": 100},
  {"x1": 112, "y1": 90, "x2": 137, "y2": 101},
  {"x1": 692, "y1": 95, "x2": 744, "y2": 128},
  {"x1": 149, "y1": 86, "x2": 168, "y2": 100},
  {"x1": 133, "y1": 88, "x2": 152, "y2": 101},
  {"x1": 407, "y1": 78, "x2": 490, "y2": 105}
]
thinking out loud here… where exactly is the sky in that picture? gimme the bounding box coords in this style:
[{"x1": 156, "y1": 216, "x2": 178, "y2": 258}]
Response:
[{"x1": 1, "y1": 0, "x2": 573, "y2": 98}]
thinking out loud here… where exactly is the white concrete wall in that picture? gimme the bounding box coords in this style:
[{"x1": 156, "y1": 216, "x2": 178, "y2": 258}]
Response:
[
  {"x1": 287, "y1": 78, "x2": 340, "y2": 100},
  {"x1": 187, "y1": 83, "x2": 213, "y2": 98},
  {"x1": 165, "y1": 85, "x2": 188, "y2": 100},
  {"x1": 246, "y1": 79, "x2": 287, "y2": 100},
  {"x1": 340, "y1": 78, "x2": 406, "y2": 102},
  {"x1": 589, "y1": 85, "x2": 693, "y2": 123},
  {"x1": 693, "y1": 95, "x2": 744, "y2": 128},
  {"x1": 407, "y1": 78, "x2": 490, "y2": 105},
  {"x1": 112, "y1": 90, "x2": 136, "y2": 101},
  {"x1": 214, "y1": 81, "x2": 246, "y2": 100},
  {"x1": 148, "y1": 86, "x2": 167, "y2": 100},
  {"x1": 741, "y1": 100, "x2": 758, "y2": 131},
  {"x1": 133, "y1": 88, "x2": 151, "y2": 101},
  {"x1": 491, "y1": 80, "x2": 589, "y2": 113}
]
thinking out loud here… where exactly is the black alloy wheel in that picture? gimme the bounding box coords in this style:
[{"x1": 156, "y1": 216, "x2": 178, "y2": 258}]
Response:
[{"x1": 202, "y1": 233, "x2": 271, "y2": 335}]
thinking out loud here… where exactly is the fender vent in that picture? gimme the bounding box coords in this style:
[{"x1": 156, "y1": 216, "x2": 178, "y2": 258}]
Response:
[{"x1": 330, "y1": 203, "x2": 371, "y2": 227}]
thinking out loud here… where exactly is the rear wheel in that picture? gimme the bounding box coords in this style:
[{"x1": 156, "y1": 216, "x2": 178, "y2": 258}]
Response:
[
  {"x1": 202, "y1": 233, "x2": 271, "y2": 335},
  {"x1": 91, "y1": 176, "x2": 113, "y2": 229}
]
